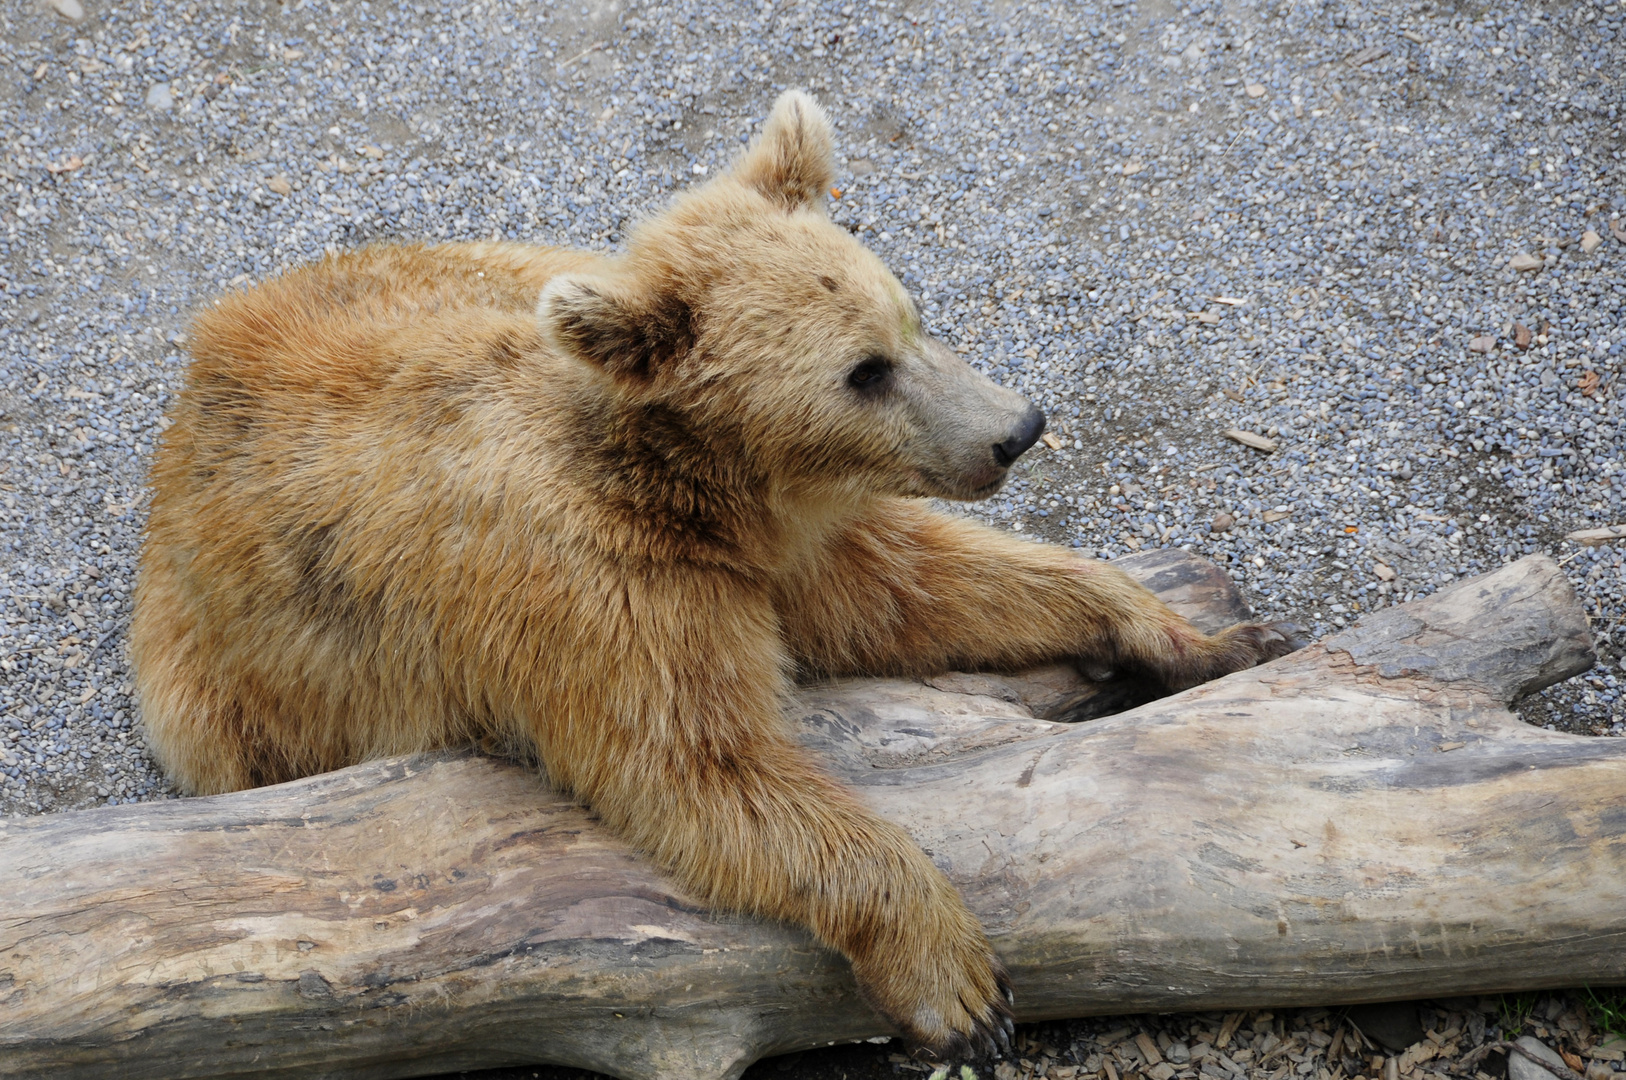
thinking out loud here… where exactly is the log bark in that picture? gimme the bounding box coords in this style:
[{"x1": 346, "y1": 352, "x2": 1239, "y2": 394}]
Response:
[{"x1": 0, "y1": 553, "x2": 1611, "y2": 1080}]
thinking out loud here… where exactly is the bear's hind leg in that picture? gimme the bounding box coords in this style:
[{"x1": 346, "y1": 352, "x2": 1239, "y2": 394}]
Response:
[
  {"x1": 130, "y1": 647, "x2": 263, "y2": 796},
  {"x1": 131, "y1": 563, "x2": 293, "y2": 795},
  {"x1": 137, "y1": 673, "x2": 277, "y2": 795}
]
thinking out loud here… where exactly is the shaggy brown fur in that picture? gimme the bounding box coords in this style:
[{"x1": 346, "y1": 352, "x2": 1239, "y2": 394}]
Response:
[{"x1": 133, "y1": 91, "x2": 1297, "y2": 1058}]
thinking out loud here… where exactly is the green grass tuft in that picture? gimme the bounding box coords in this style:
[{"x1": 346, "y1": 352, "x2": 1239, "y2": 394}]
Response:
[
  {"x1": 1583, "y1": 987, "x2": 1626, "y2": 1040},
  {"x1": 1498, "y1": 993, "x2": 1544, "y2": 1039}
]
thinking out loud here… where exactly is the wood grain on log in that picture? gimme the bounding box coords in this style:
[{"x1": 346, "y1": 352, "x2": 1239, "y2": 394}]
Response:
[{"x1": 0, "y1": 553, "x2": 1609, "y2": 1080}]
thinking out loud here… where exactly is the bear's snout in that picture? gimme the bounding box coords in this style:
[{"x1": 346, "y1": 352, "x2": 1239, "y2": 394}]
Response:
[{"x1": 992, "y1": 406, "x2": 1046, "y2": 467}]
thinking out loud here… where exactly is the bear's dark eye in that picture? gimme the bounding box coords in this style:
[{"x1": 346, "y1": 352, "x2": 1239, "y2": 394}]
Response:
[{"x1": 847, "y1": 355, "x2": 892, "y2": 395}]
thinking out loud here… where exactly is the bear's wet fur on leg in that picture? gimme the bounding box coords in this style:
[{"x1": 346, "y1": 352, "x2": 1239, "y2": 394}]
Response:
[{"x1": 132, "y1": 90, "x2": 1297, "y2": 1058}]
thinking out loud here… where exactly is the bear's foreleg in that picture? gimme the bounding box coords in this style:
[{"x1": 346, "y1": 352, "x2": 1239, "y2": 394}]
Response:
[
  {"x1": 776, "y1": 500, "x2": 1298, "y2": 694},
  {"x1": 535, "y1": 578, "x2": 1013, "y2": 1058}
]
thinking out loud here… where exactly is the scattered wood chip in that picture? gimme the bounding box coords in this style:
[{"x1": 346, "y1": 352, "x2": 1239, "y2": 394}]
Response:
[
  {"x1": 1189, "y1": 311, "x2": 1221, "y2": 324},
  {"x1": 1210, "y1": 295, "x2": 1248, "y2": 306},
  {"x1": 1579, "y1": 370, "x2": 1602, "y2": 397},
  {"x1": 1612, "y1": 219, "x2": 1626, "y2": 243},
  {"x1": 1514, "y1": 322, "x2": 1532, "y2": 350},
  {"x1": 1122, "y1": 159, "x2": 1144, "y2": 176},
  {"x1": 1581, "y1": 230, "x2": 1603, "y2": 253},
  {"x1": 1437, "y1": 741, "x2": 1466, "y2": 753},
  {"x1": 45, "y1": 154, "x2": 83, "y2": 174},
  {"x1": 1399, "y1": 1043, "x2": 1439, "y2": 1071},
  {"x1": 1245, "y1": 83, "x2": 1267, "y2": 98},
  {"x1": 1468, "y1": 335, "x2": 1496, "y2": 354},
  {"x1": 1210, "y1": 512, "x2": 1236, "y2": 533},
  {"x1": 1589, "y1": 1036, "x2": 1626, "y2": 1061},
  {"x1": 1374, "y1": 562, "x2": 1397, "y2": 582},
  {"x1": 361, "y1": 145, "x2": 385, "y2": 160},
  {"x1": 1217, "y1": 1013, "x2": 1245, "y2": 1050},
  {"x1": 1400, "y1": 29, "x2": 1428, "y2": 43},
  {"x1": 1508, "y1": 253, "x2": 1544, "y2": 272},
  {"x1": 1348, "y1": 45, "x2": 1390, "y2": 66},
  {"x1": 1223, "y1": 388, "x2": 1245, "y2": 403},
  {"x1": 1224, "y1": 428, "x2": 1277, "y2": 453},
  {"x1": 1262, "y1": 509, "x2": 1293, "y2": 523},
  {"x1": 1137, "y1": 1033, "x2": 1165, "y2": 1066},
  {"x1": 267, "y1": 175, "x2": 293, "y2": 196},
  {"x1": 1041, "y1": 432, "x2": 1064, "y2": 450},
  {"x1": 1567, "y1": 525, "x2": 1626, "y2": 547}
]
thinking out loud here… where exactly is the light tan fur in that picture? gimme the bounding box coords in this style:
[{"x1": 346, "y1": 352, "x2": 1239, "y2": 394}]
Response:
[{"x1": 133, "y1": 91, "x2": 1295, "y2": 1057}]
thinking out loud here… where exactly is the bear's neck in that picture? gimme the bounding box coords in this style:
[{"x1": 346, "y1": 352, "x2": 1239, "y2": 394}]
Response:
[{"x1": 563, "y1": 391, "x2": 816, "y2": 574}]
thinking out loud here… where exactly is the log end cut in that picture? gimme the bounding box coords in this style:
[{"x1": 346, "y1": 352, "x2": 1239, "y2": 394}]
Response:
[{"x1": 1324, "y1": 555, "x2": 1595, "y2": 704}]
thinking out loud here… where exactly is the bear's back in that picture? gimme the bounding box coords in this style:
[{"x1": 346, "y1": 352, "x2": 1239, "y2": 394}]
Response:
[
  {"x1": 185, "y1": 242, "x2": 594, "y2": 404},
  {"x1": 136, "y1": 242, "x2": 616, "y2": 787},
  {"x1": 157, "y1": 241, "x2": 602, "y2": 556}
]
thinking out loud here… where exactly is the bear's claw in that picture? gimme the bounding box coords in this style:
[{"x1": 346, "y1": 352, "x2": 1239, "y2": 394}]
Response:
[
  {"x1": 915, "y1": 989, "x2": 1015, "y2": 1063},
  {"x1": 1266, "y1": 620, "x2": 1311, "y2": 653},
  {"x1": 1061, "y1": 617, "x2": 1311, "y2": 721},
  {"x1": 887, "y1": 951, "x2": 1014, "y2": 1064},
  {"x1": 1234, "y1": 619, "x2": 1309, "y2": 662}
]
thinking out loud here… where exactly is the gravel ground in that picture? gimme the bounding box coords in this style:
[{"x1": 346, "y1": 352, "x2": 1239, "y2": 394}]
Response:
[
  {"x1": 0, "y1": 0, "x2": 1622, "y2": 1073},
  {"x1": 432, "y1": 995, "x2": 1626, "y2": 1080}
]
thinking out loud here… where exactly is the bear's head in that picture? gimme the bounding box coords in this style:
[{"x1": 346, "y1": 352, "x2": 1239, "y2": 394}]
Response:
[{"x1": 539, "y1": 90, "x2": 1044, "y2": 505}]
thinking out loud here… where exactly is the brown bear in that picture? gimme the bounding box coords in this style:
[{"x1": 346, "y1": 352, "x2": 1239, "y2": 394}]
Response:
[{"x1": 132, "y1": 90, "x2": 1297, "y2": 1058}]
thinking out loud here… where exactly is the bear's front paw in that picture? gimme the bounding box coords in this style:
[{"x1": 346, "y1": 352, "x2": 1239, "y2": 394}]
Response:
[
  {"x1": 1199, "y1": 620, "x2": 1307, "y2": 680},
  {"x1": 1228, "y1": 620, "x2": 1308, "y2": 663},
  {"x1": 1067, "y1": 621, "x2": 1309, "y2": 715},
  {"x1": 850, "y1": 901, "x2": 1013, "y2": 1061}
]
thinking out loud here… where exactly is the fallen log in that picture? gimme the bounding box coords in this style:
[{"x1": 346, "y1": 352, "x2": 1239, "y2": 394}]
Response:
[{"x1": 0, "y1": 552, "x2": 1612, "y2": 1080}]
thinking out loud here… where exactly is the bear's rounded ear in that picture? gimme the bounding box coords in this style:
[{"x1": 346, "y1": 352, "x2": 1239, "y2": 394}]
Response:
[
  {"x1": 537, "y1": 275, "x2": 696, "y2": 380},
  {"x1": 731, "y1": 89, "x2": 836, "y2": 213}
]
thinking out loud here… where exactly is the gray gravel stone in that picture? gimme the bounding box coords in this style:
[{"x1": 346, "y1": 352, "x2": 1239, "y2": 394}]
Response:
[
  {"x1": 142, "y1": 82, "x2": 172, "y2": 111},
  {"x1": 1511, "y1": 1035, "x2": 1571, "y2": 1080},
  {"x1": 0, "y1": 0, "x2": 1621, "y2": 831}
]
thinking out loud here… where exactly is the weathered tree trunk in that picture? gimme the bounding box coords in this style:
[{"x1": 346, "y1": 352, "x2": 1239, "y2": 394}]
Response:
[{"x1": 0, "y1": 553, "x2": 1611, "y2": 1080}]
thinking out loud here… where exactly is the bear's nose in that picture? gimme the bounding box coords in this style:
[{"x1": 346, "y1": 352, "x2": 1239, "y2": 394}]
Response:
[{"x1": 992, "y1": 406, "x2": 1046, "y2": 467}]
